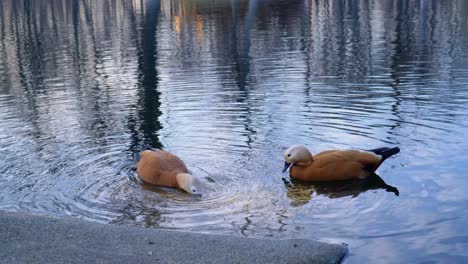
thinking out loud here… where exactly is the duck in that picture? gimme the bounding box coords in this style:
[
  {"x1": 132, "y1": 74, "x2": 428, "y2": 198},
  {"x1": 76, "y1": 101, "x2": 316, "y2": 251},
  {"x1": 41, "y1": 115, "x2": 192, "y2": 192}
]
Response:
[
  {"x1": 282, "y1": 144, "x2": 400, "y2": 182},
  {"x1": 137, "y1": 148, "x2": 199, "y2": 194}
]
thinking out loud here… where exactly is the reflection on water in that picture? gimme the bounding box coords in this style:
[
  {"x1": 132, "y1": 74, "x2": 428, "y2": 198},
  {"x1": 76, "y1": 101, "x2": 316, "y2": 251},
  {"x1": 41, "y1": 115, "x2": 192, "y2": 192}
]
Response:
[
  {"x1": 284, "y1": 174, "x2": 399, "y2": 207},
  {"x1": 1, "y1": 0, "x2": 468, "y2": 262}
]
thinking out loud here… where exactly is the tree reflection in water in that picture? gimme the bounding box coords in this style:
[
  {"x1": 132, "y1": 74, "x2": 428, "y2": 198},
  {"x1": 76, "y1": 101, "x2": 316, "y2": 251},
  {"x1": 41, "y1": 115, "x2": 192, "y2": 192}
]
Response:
[{"x1": 283, "y1": 174, "x2": 399, "y2": 206}]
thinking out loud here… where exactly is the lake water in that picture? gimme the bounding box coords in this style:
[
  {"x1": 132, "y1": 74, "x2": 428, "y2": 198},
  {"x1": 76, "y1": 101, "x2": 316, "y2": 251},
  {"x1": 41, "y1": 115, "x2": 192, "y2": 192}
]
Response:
[{"x1": 1, "y1": 0, "x2": 468, "y2": 262}]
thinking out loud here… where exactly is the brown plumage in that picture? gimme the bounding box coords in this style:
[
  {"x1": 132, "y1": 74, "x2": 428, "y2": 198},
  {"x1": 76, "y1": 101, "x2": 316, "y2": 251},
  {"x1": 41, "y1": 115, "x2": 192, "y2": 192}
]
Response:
[
  {"x1": 136, "y1": 149, "x2": 198, "y2": 194},
  {"x1": 283, "y1": 145, "x2": 400, "y2": 182}
]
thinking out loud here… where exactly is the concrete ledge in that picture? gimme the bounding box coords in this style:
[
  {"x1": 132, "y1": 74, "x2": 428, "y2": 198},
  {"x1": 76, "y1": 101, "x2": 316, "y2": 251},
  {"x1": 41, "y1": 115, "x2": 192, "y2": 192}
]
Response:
[{"x1": 0, "y1": 211, "x2": 347, "y2": 264}]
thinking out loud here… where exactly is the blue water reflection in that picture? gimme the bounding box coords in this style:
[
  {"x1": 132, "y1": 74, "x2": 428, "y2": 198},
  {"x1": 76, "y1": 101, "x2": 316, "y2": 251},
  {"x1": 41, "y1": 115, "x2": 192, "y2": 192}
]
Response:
[{"x1": 1, "y1": 0, "x2": 468, "y2": 262}]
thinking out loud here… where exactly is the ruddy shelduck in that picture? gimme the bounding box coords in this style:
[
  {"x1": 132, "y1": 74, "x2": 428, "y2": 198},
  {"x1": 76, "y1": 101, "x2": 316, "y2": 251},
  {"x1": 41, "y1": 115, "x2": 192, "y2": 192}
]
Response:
[
  {"x1": 283, "y1": 145, "x2": 400, "y2": 181},
  {"x1": 137, "y1": 149, "x2": 199, "y2": 194}
]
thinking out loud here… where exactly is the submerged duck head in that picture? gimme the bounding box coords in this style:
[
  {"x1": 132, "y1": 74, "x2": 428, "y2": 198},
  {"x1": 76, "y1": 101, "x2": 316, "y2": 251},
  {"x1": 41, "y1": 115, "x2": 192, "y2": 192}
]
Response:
[
  {"x1": 176, "y1": 173, "x2": 199, "y2": 195},
  {"x1": 283, "y1": 144, "x2": 314, "y2": 172}
]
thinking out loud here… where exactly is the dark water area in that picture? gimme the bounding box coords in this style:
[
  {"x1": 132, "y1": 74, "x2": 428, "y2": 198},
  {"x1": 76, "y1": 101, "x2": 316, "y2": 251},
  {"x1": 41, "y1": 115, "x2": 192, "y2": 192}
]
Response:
[{"x1": 1, "y1": 0, "x2": 468, "y2": 262}]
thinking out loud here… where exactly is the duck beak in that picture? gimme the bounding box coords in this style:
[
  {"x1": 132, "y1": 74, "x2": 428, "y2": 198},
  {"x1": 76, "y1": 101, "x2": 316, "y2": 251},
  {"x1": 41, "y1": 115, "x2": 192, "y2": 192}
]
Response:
[{"x1": 282, "y1": 162, "x2": 292, "y2": 173}]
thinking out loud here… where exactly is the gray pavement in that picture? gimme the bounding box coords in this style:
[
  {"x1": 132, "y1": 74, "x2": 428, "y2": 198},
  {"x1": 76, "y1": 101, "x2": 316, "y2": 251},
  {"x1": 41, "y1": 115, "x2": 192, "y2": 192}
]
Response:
[{"x1": 0, "y1": 211, "x2": 347, "y2": 264}]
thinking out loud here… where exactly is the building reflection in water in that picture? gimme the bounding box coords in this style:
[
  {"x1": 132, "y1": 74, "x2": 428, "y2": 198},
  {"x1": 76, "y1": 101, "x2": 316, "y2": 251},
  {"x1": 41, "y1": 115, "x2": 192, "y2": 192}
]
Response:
[{"x1": 0, "y1": 2, "x2": 468, "y2": 260}]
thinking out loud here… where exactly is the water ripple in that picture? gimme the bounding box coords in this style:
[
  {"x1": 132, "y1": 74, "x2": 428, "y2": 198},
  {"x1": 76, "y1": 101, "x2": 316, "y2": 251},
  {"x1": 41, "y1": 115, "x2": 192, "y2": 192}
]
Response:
[{"x1": 2, "y1": 0, "x2": 468, "y2": 262}]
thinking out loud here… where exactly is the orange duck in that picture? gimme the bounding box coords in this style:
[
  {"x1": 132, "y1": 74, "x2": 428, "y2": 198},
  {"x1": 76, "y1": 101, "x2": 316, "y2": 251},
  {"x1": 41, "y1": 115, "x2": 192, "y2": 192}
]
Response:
[
  {"x1": 283, "y1": 144, "x2": 400, "y2": 181},
  {"x1": 137, "y1": 149, "x2": 199, "y2": 194}
]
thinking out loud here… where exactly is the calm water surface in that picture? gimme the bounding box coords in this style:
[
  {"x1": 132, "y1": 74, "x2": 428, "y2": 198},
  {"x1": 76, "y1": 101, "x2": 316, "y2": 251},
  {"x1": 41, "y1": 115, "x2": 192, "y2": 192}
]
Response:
[{"x1": 1, "y1": 0, "x2": 468, "y2": 262}]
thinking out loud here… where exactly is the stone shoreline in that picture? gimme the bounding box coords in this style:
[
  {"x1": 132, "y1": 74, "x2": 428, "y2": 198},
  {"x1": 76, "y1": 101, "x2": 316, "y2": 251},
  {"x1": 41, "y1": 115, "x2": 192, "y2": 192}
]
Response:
[{"x1": 0, "y1": 211, "x2": 347, "y2": 264}]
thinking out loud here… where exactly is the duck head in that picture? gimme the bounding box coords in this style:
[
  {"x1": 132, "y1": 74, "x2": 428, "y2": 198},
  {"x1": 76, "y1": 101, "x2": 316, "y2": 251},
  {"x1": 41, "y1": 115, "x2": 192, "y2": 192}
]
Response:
[
  {"x1": 283, "y1": 144, "x2": 314, "y2": 172},
  {"x1": 176, "y1": 173, "x2": 200, "y2": 195}
]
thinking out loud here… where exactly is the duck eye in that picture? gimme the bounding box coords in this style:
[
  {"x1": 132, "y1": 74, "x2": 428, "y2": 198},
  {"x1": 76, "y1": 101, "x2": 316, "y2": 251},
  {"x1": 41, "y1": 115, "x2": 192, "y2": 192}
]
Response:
[
  {"x1": 287, "y1": 154, "x2": 291, "y2": 157},
  {"x1": 192, "y1": 189, "x2": 196, "y2": 192}
]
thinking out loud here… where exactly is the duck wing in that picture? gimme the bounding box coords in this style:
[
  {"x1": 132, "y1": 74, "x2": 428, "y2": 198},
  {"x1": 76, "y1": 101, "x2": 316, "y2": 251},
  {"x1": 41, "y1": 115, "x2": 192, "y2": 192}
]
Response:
[
  {"x1": 314, "y1": 150, "x2": 381, "y2": 168},
  {"x1": 150, "y1": 150, "x2": 189, "y2": 174}
]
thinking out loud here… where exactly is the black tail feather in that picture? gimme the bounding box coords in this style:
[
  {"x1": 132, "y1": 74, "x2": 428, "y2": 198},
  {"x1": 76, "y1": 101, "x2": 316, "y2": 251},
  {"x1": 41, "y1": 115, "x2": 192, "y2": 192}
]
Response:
[
  {"x1": 368, "y1": 147, "x2": 400, "y2": 162},
  {"x1": 367, "y1": 147, "x2": 390, "y2": 155}
]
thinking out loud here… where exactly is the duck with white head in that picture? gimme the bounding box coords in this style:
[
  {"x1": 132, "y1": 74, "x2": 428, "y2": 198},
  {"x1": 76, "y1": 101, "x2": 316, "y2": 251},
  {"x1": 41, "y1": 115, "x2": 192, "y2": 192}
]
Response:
[
  {"x1": 137, "y1": 149, "x2": 200, "y2": 195},
  {"x1": 283, "y1": 144, "x2": 400, "y2": 182}
]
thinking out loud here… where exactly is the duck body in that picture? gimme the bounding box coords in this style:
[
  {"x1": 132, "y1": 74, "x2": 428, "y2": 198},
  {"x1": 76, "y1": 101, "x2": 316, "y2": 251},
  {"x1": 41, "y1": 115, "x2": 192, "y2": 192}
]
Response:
[
  {"x1": 283, "y1": 145, "x2": 400, "y2": 182},
  {"x1": 137, "y1": 149, "x2": 198, "y2": 194}
]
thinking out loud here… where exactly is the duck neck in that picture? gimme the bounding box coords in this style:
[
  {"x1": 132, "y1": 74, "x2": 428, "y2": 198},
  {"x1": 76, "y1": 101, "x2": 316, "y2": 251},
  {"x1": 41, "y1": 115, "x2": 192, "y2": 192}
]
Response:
[
  {"x1": 295, "y1": 160, "x2": 313, "y2": 167},
  {"x1": 296, "y1": 150, "x2": 314, "y2": 166},
  {"x1": 176, "y1": 173, "x2": 192, "y2": 191}
]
